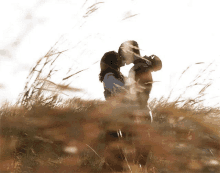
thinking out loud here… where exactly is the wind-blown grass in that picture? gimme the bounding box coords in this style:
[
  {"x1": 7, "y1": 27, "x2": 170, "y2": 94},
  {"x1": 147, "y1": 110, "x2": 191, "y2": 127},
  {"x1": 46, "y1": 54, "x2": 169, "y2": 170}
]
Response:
[
  {"x1": 2, "y1": 29, "x2": 220, "y2": 173},
  {"x1": 1, "y1": 1, "x2": 220, "y2": 172},
  {"x1": 1, "y1": 85, "x2": 220, "y2": 172}
]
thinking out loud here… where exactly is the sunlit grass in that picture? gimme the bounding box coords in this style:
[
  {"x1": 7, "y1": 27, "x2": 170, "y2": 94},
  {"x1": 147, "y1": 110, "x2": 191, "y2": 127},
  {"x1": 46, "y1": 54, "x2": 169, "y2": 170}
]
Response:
[
  {"x1": 1, "y1": 30, "x2": 220, "y2": 173},
  {"x1": 1, "y1": 86, "x2": 220, "y2": 172},
  {"x1": 1, "y1": 1, "x2": 220, "y2": 172}
]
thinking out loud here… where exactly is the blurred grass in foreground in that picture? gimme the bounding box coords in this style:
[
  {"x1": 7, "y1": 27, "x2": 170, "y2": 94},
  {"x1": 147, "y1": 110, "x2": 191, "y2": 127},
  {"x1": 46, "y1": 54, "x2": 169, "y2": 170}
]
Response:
[{"x1": 0, "y1": 92, "x2": 220, "y2": 172}]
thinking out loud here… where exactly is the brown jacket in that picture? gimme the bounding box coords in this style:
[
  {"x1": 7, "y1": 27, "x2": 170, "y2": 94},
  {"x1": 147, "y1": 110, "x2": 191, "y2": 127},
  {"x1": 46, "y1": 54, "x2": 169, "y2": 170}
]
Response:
[{"x1": 128, "y1": 55, "x2": 162, "y2": 107}]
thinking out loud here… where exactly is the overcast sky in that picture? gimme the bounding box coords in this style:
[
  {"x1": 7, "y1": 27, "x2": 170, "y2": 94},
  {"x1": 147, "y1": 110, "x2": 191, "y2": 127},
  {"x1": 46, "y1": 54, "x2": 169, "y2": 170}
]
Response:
[{"x1": 0, "y1": 0, "x2": 220, "y2": 107}]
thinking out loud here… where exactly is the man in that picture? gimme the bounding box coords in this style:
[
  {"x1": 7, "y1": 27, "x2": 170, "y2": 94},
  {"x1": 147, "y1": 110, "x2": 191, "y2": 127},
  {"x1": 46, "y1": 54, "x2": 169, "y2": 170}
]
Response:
[{"x1": 118, "y1": 40, "x2": 162, "y2": 108}]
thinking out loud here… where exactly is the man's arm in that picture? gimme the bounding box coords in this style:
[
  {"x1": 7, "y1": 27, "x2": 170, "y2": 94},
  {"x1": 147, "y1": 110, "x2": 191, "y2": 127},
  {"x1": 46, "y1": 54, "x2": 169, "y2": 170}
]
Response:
[{"x1": 144, "y1": 55, "x2": 162, "y2": 72}]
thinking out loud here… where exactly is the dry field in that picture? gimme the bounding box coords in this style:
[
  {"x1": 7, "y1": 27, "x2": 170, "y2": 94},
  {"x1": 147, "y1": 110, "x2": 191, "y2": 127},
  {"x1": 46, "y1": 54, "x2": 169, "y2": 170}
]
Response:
[
  {"x1": 1, "y1": 41, "x2": 220, "y2": 172},
  {"x1": 0, "y1": 90, "x2": 220, "y2": 172},
  {"x1": 1, "y1": 1, "x2": 220, "y2": 172}
]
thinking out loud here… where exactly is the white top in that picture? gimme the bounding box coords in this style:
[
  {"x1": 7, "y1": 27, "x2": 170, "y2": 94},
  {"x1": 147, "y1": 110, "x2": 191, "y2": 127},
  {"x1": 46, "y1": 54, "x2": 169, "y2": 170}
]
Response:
[{"x1": 103, "y1": 72, "x2": 124, "y2": 94}]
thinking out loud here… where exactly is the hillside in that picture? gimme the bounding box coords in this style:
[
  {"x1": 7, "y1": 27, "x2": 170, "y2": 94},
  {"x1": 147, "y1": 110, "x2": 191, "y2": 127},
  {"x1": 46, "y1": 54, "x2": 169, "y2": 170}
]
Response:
[{"x1": 1, "y1": 95, "x2": 220, "y2": 173}]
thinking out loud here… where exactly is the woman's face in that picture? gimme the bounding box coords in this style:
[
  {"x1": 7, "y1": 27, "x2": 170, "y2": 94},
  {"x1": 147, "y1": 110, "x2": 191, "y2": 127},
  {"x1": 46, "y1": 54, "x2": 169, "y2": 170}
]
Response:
[{"x1": 121, "y1": 58, "x2": 126, "y2": 67}]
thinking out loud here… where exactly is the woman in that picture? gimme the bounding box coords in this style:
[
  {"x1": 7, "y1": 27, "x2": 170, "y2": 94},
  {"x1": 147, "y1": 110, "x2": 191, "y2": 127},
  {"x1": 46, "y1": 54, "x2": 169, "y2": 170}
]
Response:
[{"x1": 99, "y1": 51, "x2": 125, "y2": 100}]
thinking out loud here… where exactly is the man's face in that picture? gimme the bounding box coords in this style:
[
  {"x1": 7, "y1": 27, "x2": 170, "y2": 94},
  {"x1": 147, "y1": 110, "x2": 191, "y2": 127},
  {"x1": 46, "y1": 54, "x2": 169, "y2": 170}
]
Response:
[
  {"x1": 124, "y1": 51, "x2": 134, "y2": 65},
  {"x1": 121, "y1": 45, "x2": 136, "y2": 65},
  {"x1": 120, "y1": 54, "x2": 132, "y2": 66}
]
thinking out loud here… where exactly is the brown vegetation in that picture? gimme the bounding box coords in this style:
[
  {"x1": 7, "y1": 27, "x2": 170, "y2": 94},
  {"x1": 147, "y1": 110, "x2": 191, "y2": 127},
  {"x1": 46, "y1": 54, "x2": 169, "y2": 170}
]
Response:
[
  {"x1": 1, "y1": 1, "x2": 220, "y2": 172},
  {"x1": 1, "y1": 43, "x2": 220, "y2": 172},
  {"x1": 1, "y1": 92, "x2": 220, "y2": 172}
]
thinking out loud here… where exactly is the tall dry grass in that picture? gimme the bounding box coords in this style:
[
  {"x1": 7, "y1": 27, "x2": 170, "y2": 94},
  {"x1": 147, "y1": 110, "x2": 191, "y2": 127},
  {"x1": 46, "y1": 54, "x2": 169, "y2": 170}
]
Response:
[
  {"x1": 1, "y1": 36, "x2": 220, "y2": 173},
  {"x1": 1, "y1": 61, "x2": 220, "y2": 172},
  {"x1": 1, "y1": 1, "x2": 220, "y2": 172}
]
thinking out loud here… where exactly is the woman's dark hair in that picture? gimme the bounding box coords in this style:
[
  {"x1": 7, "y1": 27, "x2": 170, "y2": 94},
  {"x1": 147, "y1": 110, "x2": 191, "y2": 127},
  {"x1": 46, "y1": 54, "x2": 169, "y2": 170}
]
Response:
[
  {"x1": 118, "y1": 40, "x2": 141, "y2": 59},
  {"x1": 99, "y1": 51, "x2": 124, "y2": 82}
]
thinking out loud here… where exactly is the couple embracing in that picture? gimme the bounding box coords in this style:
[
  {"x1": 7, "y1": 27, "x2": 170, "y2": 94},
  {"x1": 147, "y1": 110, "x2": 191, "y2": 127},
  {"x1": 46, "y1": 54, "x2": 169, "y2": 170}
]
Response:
[{"x1": 99, "y1": 40, "x2": 162, "y2": 109}]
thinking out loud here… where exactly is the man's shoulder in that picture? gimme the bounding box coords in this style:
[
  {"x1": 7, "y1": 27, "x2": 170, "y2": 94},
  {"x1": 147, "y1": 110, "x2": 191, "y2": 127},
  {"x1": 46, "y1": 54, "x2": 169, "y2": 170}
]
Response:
[{"x1": 132, "y1": 62, "x2": 151, "y2": 73}]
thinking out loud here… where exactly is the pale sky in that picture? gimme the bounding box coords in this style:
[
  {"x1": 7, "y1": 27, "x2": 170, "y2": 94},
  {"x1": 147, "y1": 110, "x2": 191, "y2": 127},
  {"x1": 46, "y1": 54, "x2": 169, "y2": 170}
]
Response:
[{"x1": 0, "y1": 0, "x2": 220, "y2": 107}]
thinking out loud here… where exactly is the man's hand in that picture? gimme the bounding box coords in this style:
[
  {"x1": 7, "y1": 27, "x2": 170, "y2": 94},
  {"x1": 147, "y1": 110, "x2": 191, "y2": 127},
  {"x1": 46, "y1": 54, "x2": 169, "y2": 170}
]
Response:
[
  {"x1": 142, "y1": 55, "x2": 152, "y2": 66},
  {"x1": 149, "y1": 55, "x2": 162, "y2": 71},
  {"x1": 149, "y1": 54, "x2": 159, "y2": 60}
]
